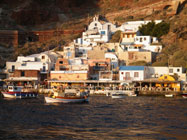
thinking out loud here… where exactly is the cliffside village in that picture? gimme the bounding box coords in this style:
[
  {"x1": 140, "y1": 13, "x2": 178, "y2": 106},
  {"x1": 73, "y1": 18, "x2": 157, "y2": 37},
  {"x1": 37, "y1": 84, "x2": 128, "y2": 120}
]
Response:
[{"x1": 1, "y1": 15, "x2": 187, "y2": 92}]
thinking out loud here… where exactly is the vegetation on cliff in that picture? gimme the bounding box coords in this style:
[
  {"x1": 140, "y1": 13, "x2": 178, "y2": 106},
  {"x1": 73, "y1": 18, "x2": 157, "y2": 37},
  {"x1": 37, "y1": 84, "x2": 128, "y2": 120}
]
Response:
[{"x1": 139, "y1": 21, "x2": 170, "y2": 38}]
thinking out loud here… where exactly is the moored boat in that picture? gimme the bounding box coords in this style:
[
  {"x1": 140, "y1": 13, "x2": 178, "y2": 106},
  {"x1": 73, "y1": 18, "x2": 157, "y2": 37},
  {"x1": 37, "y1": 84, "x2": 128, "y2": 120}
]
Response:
[
  {"x1": 111, "y1": 92, "x2": 126, "y2": 99},
  {"x1": 126, "y1": 90, "x2": 137, "y2": 96},
  {"x1": 2, "y1": 86, "x2": 38, "y2": 99},
  {"x1": 165, "y1": 94, "x2": 173, "y2": 98},
  {"x1": 45, "y1": 88, "x2": 89, "y2": 103},
  {"x1": 45, "y1": 96, "x2": 88, "y2": 103},
  {"x1": 181, "y1": 93, "x2": 187, "y2": 99}
]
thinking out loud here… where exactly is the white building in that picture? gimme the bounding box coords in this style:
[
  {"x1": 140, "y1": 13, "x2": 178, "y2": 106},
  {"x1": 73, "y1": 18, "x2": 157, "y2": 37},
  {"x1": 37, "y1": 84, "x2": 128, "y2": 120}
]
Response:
[
  {"x1": 88, "y1": 15, "x2": 117, "y2": 33},
  {"x1": 120, "y1": 20, "x2": 162, "y2": 32},
  {"x1": 105, "y1": 53, "x2": 118, "y2": 69},
  {"x1": 147, "y1": 66, "x2": 186, "y2": 82},
  {"x1": 121, "y1": 33, "x2": 162, "y2": 53},
  {"x1": 119, "y1": 66, "x2": 148, "y2": 81},
  {"x1": 74, "y1": 15, "x2": 117, "y2": 47},
  {"x1": 75, "y1": 46, "x2": 92, "y2": 58},
  {"x1": 81, "y1": 29, "x2": 109, "y2": 46},
  {"x1": 119, "y1": 20, "x2": 163, "y2": 53},
  {"x1": 6, "y1": 51, "x2": 59, "y2": 76},
  {"x1": 134, "y1": 36, "x2": 162, "y2": 52}
]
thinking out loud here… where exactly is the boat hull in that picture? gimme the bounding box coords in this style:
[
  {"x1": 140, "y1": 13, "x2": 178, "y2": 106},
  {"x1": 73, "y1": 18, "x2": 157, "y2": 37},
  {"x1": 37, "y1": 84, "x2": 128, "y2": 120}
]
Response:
[
  {"x1": 181, "y1": 93, "x2": 187, "y2": 99},
  {"x1": 45, "y1": 96, "x2": 89, "y2": 103},
  {"x1": 111, "y1": 95, "x2": 125, "y2": 99},
  {"x1": 165, "y1": 94, "x2": 173, "y2": 98},
  {"x1": 2, "y1": 92, "x2": 38, "y2": 99}
]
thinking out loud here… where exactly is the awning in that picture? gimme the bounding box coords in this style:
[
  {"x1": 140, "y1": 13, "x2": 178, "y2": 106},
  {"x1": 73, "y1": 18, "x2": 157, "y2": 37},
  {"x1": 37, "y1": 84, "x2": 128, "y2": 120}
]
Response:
[{"x1": 5, "y1": 77, "x2": 38, "y2": 81}]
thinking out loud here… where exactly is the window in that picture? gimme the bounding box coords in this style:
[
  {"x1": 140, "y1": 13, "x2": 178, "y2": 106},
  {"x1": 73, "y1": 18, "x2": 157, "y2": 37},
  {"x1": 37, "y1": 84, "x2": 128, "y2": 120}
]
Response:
[
  {"x1": 169, "y1": 69, "x2": 173, "y2": 73},
  {"x1": 129, "y1": 46, "x2": 133, "y2": 49},
  {"x1": 134, "y1": 72, "x2": 139, "y2": 77},
  {"x1": 43, "y1": 66, "x2": 46, "y2": 72},
  {"x1": 12, "y1": 65, "x2": 15, "y2": 71},
  {"x1": 95, "y1": 23, "x2": 97, "y2": 26},
  {"x1": 101, "y1": 31, "x2": 105, "y2": 35},
  {"x1": 21, "y1": 71, "x2": 25, "y2": 77},
  {"x1": 42, "y1": 56, "x2": 45, "y2": 59},
  {"x1": 140, "y1": 38, "x2": 142, "y2": 42},
  {"x1": 144, "y1": 37, "x2": 146, "y2": 41},
  {"x1": 125, "y1": 72, "x2": 130, "y2": 77},
  {"x1": 59, "y1": 61, "x2": 63, "y2": 64},
  {"x1": 127, "y1": 34, "x2": 130, "y2": 38},
  {"x1": 108, "y1": 25, "x2": 111, "y2": 31},
  {"x1": 125, "y1": 72, "x2": 130, "y2": 80},
  {"x1": 136, "y1": 38, "x2": 138, "y2": 41},
  {"x1": 177, "y1": 69, "x2": 180, "y2": 72}
]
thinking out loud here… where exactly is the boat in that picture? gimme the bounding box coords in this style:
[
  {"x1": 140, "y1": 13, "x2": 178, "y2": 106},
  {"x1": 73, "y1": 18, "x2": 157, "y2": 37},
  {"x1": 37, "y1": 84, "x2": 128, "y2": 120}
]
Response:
[
  {"x1": 128, "y1": 92, "x2": 137, "y2": 96},
  {"x1": 126, "y1": 90, "x2": 137, "y2": 96},
  {"x1": 181, "y1": 93, "x2": 187, "y2": 99},
  {"x1": 165, "y1": 94, "x2": 173, "y2": 98},
  {"x1": 1, "y1": 86, "x2": 38, "y2": 99},
  {"x1": 111, "y1": 92, "x2": 126, "y2": 99},
  {"x1": 45, "y1": 88, "x2": 89, "y2": 103}
]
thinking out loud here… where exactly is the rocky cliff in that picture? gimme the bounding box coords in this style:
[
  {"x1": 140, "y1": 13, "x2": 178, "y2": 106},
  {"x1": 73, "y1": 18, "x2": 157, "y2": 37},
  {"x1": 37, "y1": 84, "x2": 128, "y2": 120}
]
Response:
[{"x1": 0, "y1": 0, "x2": 186, "y2": 68}]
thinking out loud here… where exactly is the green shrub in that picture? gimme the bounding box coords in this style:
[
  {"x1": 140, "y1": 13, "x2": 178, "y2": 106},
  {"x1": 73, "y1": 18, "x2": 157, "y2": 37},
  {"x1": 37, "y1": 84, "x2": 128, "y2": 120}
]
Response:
[{"x1": 139, "y1": 21, "x2": 170, "y2": 38}]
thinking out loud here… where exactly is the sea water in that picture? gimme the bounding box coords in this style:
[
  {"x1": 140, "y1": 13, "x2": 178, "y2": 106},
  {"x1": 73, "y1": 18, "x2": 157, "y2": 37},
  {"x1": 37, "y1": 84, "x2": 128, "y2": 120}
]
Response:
[{"x1": 0, "y1": 95, "x2": 186, "y2": 140}]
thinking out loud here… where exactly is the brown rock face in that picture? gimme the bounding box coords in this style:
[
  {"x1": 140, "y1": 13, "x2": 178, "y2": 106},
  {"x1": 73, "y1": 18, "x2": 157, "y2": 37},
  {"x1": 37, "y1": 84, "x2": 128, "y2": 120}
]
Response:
[{"x1": 6, "y1": 0, "x2": 99, "y2": 26}]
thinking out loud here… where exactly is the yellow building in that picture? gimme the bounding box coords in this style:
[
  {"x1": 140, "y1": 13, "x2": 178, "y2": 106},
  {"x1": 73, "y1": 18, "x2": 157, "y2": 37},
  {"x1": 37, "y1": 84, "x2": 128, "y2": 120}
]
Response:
[{"x1": 156, "y1": 75, "x2": 181, "y2": 91}]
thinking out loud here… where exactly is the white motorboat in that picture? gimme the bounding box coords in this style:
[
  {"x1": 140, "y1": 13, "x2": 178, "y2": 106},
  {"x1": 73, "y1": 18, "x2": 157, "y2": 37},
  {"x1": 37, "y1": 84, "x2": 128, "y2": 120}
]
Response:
[
  {"x1": 165, "y1": 94, "x2": 173, "y2": 97},
  {"x1": 111, "y1": 92, "x2": 126, "y2": 99},
  {"x1": 2, "y1": 86, "x2": 38, "y2": 99}
]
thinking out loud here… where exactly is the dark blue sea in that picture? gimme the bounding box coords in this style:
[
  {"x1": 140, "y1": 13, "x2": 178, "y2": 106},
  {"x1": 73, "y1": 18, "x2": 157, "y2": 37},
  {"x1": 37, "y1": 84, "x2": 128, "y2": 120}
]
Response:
[{"x1": 0, "y1": 95, "x2": 187, "y2": 140}]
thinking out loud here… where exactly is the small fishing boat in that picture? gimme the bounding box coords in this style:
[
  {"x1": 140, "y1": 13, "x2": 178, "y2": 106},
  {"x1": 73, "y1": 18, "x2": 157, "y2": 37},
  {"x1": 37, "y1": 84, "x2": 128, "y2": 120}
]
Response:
[
  {"x1": 128, "y1": 93, "x2": 137, "y2": 96},
  {"x1": 126, "y1": 90, "x2": 137, "y2": 96},
  {"x1": 111, "y1": 92, "x2": 126, "y2": 99},
  {"x1": 2, "y1": 86, "x2": 38, "y2": 99},
  {"x1": 165, "y1": 94, "x2": 173, "y2": 98},
  {"x1": 45, "y1": 88, "x2": 89, "y2": 103},
  {"x1": 181, "y1": 93, "x2": 187, "y2": 99}
]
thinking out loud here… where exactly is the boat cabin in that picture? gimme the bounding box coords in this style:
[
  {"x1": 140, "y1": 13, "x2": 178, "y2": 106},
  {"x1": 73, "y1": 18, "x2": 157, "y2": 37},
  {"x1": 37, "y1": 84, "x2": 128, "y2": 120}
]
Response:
[{"x1": 8, "y1": 86, "x2": 22, "y2": 92}]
